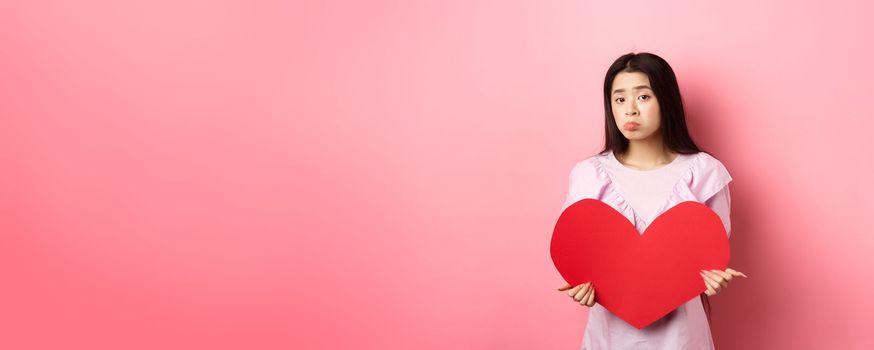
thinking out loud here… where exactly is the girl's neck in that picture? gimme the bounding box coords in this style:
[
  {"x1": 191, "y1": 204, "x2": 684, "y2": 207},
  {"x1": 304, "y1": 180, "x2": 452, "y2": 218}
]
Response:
[{"x1": 617, "y1": 134, "x2": 676, "y2": 170}]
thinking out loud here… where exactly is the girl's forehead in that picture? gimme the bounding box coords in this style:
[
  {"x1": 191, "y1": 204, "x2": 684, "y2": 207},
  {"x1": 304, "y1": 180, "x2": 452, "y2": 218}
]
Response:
[
  {"x1": 612, "y1": 72, "x2": 652, "y2": 93},
  {"x1": 613, "y1": 71, "x2": 650, "y2": 85}
]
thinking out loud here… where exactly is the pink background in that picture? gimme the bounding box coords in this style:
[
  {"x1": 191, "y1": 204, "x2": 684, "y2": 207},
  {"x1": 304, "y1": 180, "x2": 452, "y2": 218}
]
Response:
[{"x1": 2, "y1": 1, "x2": 873, "y2": 349}]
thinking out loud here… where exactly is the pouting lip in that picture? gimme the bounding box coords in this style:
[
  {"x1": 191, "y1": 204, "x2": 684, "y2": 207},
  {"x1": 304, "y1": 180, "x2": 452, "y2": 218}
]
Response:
[{"x1": 624, "y1": 122, "x2": 640, "y2": 129}]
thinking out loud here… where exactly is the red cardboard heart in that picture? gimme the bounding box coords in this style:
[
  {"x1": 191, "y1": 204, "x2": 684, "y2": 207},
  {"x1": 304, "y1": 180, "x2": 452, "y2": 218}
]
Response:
[{"x1": 551, "y1": 199, "x2": 730, "y2": 329}]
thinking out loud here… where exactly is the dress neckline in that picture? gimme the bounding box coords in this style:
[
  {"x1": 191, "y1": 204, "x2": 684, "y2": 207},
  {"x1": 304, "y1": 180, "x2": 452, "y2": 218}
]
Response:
[
  {"x1": 595, "y1": 151, "x2": 700, "y2": 230},
  {"x1": 608, "y1": 150, "x2": 685, "y2": 173}
]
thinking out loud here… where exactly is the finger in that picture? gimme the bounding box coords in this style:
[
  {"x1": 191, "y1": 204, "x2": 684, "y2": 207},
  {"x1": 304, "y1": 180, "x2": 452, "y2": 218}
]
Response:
[
  {"x1": 580, "y1": 286, "x2": 593, "y2": 306},
  {"x1": 710, "y1": 269, "x2": 732, "y2": 287},
  {"x1": 579, "y1": 288, "x2": 591, "y2": 305},
  {"x1": 576, "y1": 284, "x2": 591, "y2": 302},
  {"x1": 711, "y1": 269, "x2": 733, "y2": 282},
  {"x1": 702, "y1": 276, "x2": 718, "y2": 296},
  {"x1": 726, "y1": 268, "x2": 748, "y2": 278},
  {"x1": 704, "y1": 285, "x2": 716, "y2": 296},
  {"x1": 586, "y1": 287, "x2": 596, "y2": 306},
  {"x1": 568, "y1": 283, "x2": 584, "y2": 296},
  {"x1": 701, "y1": 271, "x2": 722, "y2": 293},
  {"x1": 702, "y1": 270, "x2": 728, "y2": 288},
  {"x1": 557, "y1": 282, "x2": 572, "y2": 291},
  {"x1": 573, "y1": 283, "x2": 591, "y2": 301}
]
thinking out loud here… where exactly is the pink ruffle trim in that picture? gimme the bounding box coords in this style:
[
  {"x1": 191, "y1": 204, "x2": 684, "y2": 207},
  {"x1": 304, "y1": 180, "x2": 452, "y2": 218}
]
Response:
[{"x1": 580, "y1": 151, "x2": 732, "y2": 229}]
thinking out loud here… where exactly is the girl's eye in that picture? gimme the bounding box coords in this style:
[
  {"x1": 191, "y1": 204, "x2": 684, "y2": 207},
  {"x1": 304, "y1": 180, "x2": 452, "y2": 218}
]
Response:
[
  {"x1": 639, "y1": 95, "x2": 649, "y2": 101},
  {"x1": 615, "y1": 97, "x2": 624, "y2": 103}
]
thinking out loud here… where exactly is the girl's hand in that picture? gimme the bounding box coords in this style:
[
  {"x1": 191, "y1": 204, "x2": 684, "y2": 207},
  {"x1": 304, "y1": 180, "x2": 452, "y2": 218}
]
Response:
[
  {"x1": 557, "y1": 282, "x2": 595, "y2": 307},
  {"x1": 700, "y1": 268, "x2": 748, "y2": 296}
]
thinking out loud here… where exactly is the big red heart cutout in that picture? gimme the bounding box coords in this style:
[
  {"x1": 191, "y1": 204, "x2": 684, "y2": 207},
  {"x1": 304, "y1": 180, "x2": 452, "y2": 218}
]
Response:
[{"x1": 551, "y1": 199, "x2": 730, "y2": 329}]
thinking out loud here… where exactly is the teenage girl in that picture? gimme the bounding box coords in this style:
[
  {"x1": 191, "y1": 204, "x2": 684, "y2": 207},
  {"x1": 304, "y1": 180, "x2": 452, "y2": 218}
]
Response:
[{"x1": 555, "y1": 52, "x2": 748, "y2": 349}]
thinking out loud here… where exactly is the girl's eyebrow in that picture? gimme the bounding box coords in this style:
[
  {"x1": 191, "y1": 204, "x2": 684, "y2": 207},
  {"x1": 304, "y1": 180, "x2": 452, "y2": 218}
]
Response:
[{"x1": 612, "y1": 85, "x2": 652, "y2": 94}]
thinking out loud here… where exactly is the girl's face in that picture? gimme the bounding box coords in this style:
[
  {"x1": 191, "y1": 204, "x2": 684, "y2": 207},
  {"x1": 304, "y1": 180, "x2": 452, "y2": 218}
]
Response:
[{"x1": 610, "y1": 71, "x2": 661, "y2": 141}]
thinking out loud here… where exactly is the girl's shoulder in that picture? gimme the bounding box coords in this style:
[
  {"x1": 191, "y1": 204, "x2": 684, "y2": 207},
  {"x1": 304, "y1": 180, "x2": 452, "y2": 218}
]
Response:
[
  {"x1": 568, "y1": 151, "x2": 612, "y2": 179},
  {"x1": 686, "y1": 151, "x2": 733, "y2": 202},
  {"x1": 691, "y1": 151, "x2": 732, "y2": 179},
  {"x1": 563, "y1": 153, "x2": 613, "y2": 208}
]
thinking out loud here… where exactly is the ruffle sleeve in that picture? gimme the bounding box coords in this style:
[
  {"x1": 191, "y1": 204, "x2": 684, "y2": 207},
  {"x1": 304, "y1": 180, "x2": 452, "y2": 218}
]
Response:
[
  {"x1": 561, "y1": 157, "x2": 608, "y2": 212},
  {"x1": 686, "y1": 152, "x2": 733, "y2": 204}
]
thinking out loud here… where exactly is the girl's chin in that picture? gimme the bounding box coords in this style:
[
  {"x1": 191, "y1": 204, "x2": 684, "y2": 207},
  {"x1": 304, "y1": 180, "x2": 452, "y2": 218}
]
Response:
[{"x1": 623, "y1": 131, "x2": 654, "y2": 140}]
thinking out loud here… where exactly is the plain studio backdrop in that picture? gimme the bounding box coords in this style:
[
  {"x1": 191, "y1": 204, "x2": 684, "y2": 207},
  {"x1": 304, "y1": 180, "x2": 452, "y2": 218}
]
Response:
[{"x1": 1, "y1": 1, "x2": 872, "y2": 349}]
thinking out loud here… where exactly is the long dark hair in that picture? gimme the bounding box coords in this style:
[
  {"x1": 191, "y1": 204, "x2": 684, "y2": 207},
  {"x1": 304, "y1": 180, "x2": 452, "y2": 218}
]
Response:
[
  {"x1": 598, "y1": 52, "x2": 714, "y2": 323},
  {"x1": 598, "y1": 52, "x2": 703, "y2": 157}
]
